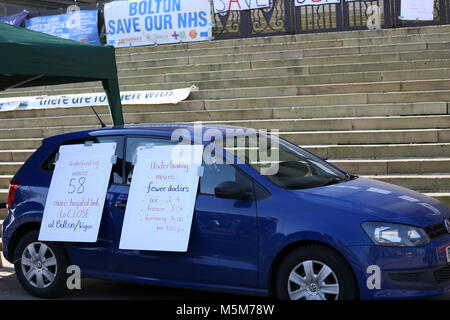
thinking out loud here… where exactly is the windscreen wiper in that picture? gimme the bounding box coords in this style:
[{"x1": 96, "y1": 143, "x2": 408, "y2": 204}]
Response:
[
  {"x1": 345, "y1": 173, "x2": 359, "y2": 181},
  {"x1": 325, "y1": 176, "x2": 344, "y2": 186}
]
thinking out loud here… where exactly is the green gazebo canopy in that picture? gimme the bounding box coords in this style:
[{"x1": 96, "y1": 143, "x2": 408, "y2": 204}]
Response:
[{"x1": 0, "y1": 22, "x2": 124, "y2": 126}]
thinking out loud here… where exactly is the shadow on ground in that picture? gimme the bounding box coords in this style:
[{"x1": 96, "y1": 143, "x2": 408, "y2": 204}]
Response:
[{"x1": 0, "y1": 263, "x2": 448, "y2": 300}]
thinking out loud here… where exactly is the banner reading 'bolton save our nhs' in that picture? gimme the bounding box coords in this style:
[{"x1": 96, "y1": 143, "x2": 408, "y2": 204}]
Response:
[{"x1": 104, "y1": 0, "x2": 212, "y2": 48}]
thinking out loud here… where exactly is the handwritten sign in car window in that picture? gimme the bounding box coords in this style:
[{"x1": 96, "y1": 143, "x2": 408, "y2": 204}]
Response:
[
  {"x1": 119, "y1": 144, "x2": 204, "y2": 252},
  {"x1": 39, "y1": 143, "x2": 117, "y2": 242}
]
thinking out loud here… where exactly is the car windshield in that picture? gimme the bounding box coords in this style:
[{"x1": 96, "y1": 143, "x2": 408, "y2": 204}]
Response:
[{"x1": 211, "y1": 133, "x2": 354, "y2": 190}]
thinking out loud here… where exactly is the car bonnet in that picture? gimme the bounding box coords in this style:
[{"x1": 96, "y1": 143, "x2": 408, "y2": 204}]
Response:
[{"x1": 290, "y1": 177, "x2": 450, "y2": 228}]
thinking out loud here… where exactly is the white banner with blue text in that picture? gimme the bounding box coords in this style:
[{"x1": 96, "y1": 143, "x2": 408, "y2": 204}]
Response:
[
  {"x1": 0, "y1": 87, "x2": 195, "y2": 112},
  {"x1": 104, "y1": 0, "x2": 212, "y2": 47}
]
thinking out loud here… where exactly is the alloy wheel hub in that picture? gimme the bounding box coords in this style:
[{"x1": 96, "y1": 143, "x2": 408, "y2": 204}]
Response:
[
  {"x1": 287, "y1": 260, "x2": 340, "y2": 300},
  {"x1": 21, "y1": 242, "x2": 57, "y2": 289}
]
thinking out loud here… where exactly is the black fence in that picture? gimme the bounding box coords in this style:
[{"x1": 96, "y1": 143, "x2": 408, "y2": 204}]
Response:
[{"x1": 213, "y1": 0, "x2": 450, "y2": 40}]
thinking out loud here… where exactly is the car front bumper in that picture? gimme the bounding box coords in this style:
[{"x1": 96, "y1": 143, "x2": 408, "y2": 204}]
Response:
[{"x1": 348, "y1": 234, "x2": 450, "y2": 299}]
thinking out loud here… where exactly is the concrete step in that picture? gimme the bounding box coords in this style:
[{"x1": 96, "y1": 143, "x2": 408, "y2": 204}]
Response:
[
  {"x1": 185, "y1": 80, "x2": 450, "y2": 101},
  {"x1": 117, "y1": 57, "x2": 450, "y2": 79},
  {"x1": 202, "y1": 90, "x2": 450, "y2": 110},
  {"x1": 116, "y1": 33, "x2": 450, "y2": 62},
  {"x1": 280, "y1": 129, "x2": 450, "y2": 145},
  {"x1": 116, "y1": 39, "x2": 348, "y2": 62},
  {"x1": 115, "y1": 25, "x2": 450, "y2": 54},
  {"x1": 112, "y1": 41, "x2": 450, "y2": 69},
  {"x1": 5, "y1": 75, "x2": 450, "y2": 101},
  {"x1": 1, "y1": 115, "x2": 448, "y2": 139},
  {"x1": 249, "y1": 49, "x2": 450, "y2": 70},
  {"x1": 330, "y1": 158, "x2": 450, "y2": 175},
  {"x1": 0, "y1": 102, "x2": 447, "y2": 128},
  {"x1": 3, "y1": 89, "x2": 450, "y2": 121},
  {"x1": 2, "y1": 143, "x2": 449, "y2": 176},
  {"x1": 425, "y1": 193, "x2": 450, "y2": 207},
  {"x1": 365, "y1": 175, "x2": 450, "y2": 193},
  {"x1": 296, "y1": 78, "x2": 450, "y2": 96},
  {"x1": 116, "y1": 50, "x2": 450, "y2": 81},
  {"x1": 205, "y1": 115, "x2": 450, "y2": 132},
  {"x1": 115, "y1": 69, "x2": 450, "y2": 93},
  {"x1": 118, "y1": 60, "x2": 253, "y2": 77},
  {"x1": 0, "y1": 125, "x2": 94, "y2": 139},
  {"x1": 116, "y1": 66, "x2": 450, "y2": 89},
  {"x1": 270, "y1": 103, "x2": 449, "y2": 121},
  {"x1": 303, "y1": 143, "x2": 450, "y2": 161},
  {"x1": 8, "y1": 66, "x2": 450, "y2": 99},
  {"x1": 5, "y1": 49, "x2": 450, "y2": 98},
  {"x1": 0, "y1": 150, "x2": 34, "y2": 162},
  {"x1": 0, "y1": 189, "x2": 7, "y2": 220},
  {"x1": 114, "y1": 33, "x2": 450, "y2": 62},
  {"x1": 0, "y1": 139, "x2": 42, "y2": 151},
  {"x1": 0, "y1": 176, "x2": 11, "y2": 190},
  {"x1": 115, "y1": 48, "x2": 450, "y2": 73},
  {"x1": 0, "y1": 163, "x2": 22, "y2": 175},
  {"x1": 115, "y1": 31, "x2": 450, "y2": 57},
  {"x1": 1, "y1": 118, "x2": 450, "y2": 143}
]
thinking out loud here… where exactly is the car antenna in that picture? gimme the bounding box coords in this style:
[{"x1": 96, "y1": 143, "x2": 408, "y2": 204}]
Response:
[{"x1": 90, "y1": 105, "x2": 107, "y2": 128}]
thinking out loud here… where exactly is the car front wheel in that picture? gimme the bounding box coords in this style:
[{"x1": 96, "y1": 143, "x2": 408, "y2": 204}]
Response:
[
  {"x1": 14, "y1": 230, "x2": 69, "y2": 298},
  {"x1": 275, "y1": 245, "x2": 358, "y2": 300}
]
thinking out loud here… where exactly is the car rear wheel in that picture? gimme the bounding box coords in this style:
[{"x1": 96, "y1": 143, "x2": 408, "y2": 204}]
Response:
[
  {"x1": 275, "y1": 245, "x2": 358, "y2": 300},
  {"x1": 14, "y1": 230, "x2": 69, "y2": 298}
]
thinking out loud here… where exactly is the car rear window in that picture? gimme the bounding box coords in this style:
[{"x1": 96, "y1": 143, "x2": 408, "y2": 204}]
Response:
[{"x1": 41, "y1": 136, "x2": 124, "y2": 185}]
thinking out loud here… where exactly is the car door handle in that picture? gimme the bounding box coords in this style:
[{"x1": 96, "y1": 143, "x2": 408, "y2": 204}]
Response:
[{"x1": 115, "y1": 201, "x2": 127, "y2": 210}]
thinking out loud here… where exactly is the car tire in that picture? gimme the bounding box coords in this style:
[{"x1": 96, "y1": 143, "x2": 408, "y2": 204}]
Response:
[
  {"x1": 14, "y1": 229, "x2": 69, "y2": 298},
  {"x1": 275, "y1": 245, "x2": 358, "y2": 300}
]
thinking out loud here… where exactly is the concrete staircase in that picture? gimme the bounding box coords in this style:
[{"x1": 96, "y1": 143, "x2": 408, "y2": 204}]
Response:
[{"x1": 0, "y1": 25, "x2": 450, "y2": 242}]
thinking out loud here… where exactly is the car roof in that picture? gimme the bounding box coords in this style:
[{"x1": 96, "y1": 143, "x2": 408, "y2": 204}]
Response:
[{"x1": 42, "y1": 123, "x2": 259, "y2": 145}]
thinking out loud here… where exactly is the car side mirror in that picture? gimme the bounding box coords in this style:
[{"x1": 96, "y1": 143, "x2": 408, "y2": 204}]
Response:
[{"x1": 214, "y1": 181, "x2": 252, "y2": 201}]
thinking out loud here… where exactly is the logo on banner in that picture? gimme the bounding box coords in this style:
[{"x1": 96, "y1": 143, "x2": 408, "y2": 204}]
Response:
[{"x1": 189, "y1": 29, "x2": 197, "y2": 39}]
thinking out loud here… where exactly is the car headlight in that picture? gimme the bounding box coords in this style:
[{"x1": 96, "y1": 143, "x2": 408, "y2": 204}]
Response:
[{"x1": 361, "y1": 222, "x2": 430, "y2": 247}]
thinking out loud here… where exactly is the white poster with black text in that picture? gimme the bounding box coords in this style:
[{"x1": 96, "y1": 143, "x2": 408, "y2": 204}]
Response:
[
  {"x1": 39, "y1": 143, "x2": 117, "y2": 242},
  {"x1": 400, "y1": 0, "x2": 434, "y2": 21},
  {"x1": 119, "y1": 144, "x2": 204, "y2": 252}
]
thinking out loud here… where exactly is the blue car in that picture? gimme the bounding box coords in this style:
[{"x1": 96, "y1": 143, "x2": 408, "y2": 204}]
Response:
[{"x1": 2, "y1": 124, "x2": 450, "y2": 300}]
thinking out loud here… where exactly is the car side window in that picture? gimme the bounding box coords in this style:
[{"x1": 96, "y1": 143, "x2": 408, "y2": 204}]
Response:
[
  {"x1": 42, "y1": 136, "x2": 124, "y2": 185},
  {"x1": 200, "y1": 162, "x2": 254, "y2": 197},
  {"x1": 125, "y1": 136, "x2": 178, "y2": 185}
]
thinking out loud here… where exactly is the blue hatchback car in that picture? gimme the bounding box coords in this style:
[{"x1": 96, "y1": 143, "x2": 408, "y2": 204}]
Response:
[{"x1": 2, "y1": 124, "x2": 450, "y2": 300}]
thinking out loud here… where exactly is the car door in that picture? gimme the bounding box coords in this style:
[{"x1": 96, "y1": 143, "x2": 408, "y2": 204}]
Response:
[
  {"x1": 62, "y1": 135, "x2": 125, "y2": 273},
  {"x1": 114, "y1": 136, "x2": 259, "y2": 288}
]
